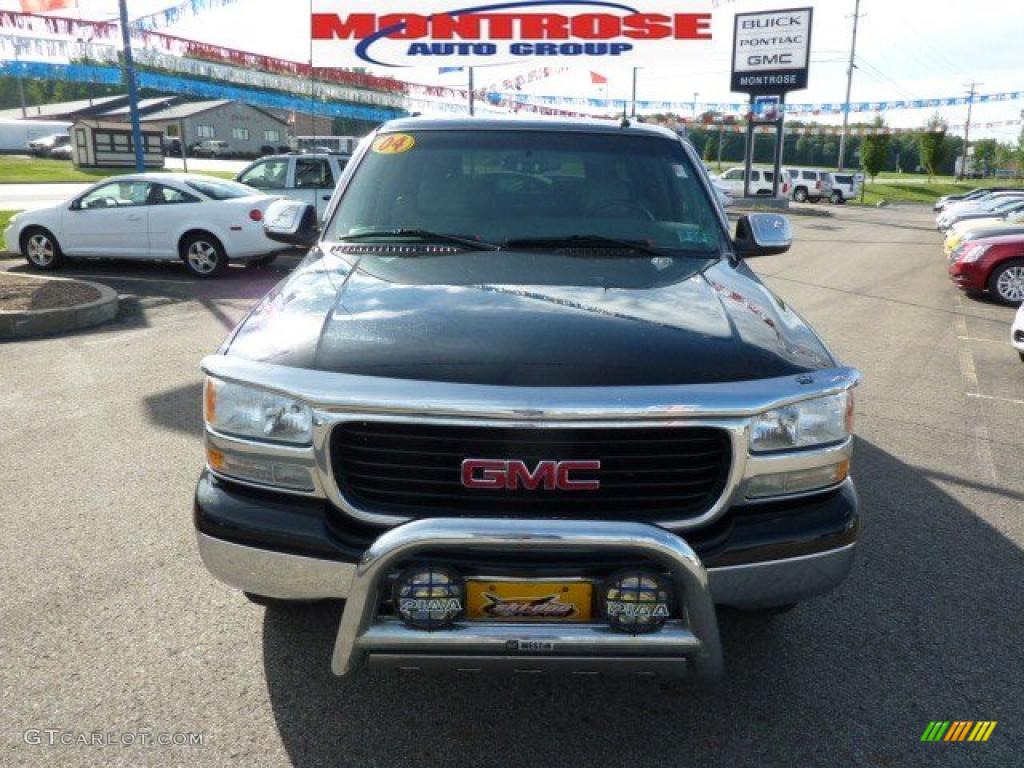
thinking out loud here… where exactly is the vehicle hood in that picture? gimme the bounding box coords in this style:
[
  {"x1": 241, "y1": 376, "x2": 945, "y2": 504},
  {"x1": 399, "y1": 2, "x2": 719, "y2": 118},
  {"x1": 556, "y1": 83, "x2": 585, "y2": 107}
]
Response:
[
  {"x1": 223, "y1": 247, "x2": 836, "y2": 387},
  {"x1": 958, "y1": 222, "x2": 1024, "y2": 241}
]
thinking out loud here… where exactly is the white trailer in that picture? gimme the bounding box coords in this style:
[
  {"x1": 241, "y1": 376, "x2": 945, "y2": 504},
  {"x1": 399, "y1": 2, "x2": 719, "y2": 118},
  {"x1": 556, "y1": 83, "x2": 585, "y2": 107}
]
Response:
[{"x1": 0, "y1": 119, "x2": 72, "y2": 153}]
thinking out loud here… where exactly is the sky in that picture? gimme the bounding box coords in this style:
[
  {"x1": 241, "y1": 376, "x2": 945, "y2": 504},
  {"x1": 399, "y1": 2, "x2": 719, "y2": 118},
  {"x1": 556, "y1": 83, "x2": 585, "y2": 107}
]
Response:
[{"x1": 4, "y1": 0, "x2": 1023, "y2": 140}]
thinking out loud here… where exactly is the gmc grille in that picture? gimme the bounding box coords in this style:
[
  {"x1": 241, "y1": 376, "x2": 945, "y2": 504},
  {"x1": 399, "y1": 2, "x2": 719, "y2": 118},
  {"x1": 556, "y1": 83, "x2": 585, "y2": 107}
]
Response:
[{"x1": 329, "y1": 421, "x2": 732, "y2": 522}]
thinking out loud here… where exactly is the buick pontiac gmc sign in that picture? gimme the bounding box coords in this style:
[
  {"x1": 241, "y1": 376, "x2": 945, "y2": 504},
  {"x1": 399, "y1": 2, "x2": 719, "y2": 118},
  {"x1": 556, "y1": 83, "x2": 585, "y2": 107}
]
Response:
[
  {"x1": 731, "y1": 7, "x2": 812, "y2": 94},
  {"x1": 310, "y1": 0, "x2": 712, "y2": 67}
]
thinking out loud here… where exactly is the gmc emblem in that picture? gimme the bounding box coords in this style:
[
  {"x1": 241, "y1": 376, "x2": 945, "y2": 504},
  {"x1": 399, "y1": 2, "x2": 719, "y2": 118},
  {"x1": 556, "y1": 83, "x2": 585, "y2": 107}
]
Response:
[{"x1": 461, "y1": 459, "x2": 601, "y2": 491}]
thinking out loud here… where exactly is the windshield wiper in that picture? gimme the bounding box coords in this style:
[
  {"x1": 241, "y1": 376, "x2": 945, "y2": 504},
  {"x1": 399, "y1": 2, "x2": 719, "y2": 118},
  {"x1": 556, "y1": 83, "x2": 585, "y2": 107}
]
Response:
[
  {"x1": 505, "y1": 235, "x2": 697, "y2": 259},
  {"x1": 339, "y1": 229, "x2": 499, "y2": 251}
]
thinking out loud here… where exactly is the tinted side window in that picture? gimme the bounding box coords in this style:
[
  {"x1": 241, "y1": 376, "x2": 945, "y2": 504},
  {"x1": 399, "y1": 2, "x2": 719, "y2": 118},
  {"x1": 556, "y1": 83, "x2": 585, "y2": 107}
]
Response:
[
  {"x1": 152, "y1": 184, "x2": 199, "y2": 204},
  {"x1": 295, "y1": 158, "x2": 335, "y2": 189}
]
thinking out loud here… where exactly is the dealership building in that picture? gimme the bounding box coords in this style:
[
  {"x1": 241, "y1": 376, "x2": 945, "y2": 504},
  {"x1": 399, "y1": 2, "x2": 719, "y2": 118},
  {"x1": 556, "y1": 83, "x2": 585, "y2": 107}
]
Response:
[{"x1": 127, "y1": 99, "x2": 291, "y2": 155}]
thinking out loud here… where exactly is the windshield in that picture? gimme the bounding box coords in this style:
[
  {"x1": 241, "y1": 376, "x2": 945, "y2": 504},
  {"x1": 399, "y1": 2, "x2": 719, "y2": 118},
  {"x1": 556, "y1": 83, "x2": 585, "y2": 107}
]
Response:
[
  {"x1": 327, "y1": 129, "x2": 725, "y2": 255},
  {"x1": 185, "y1": 178, "x2": 256, "y2": 200},
  {"x1": 990, "y1": 197, "x2": 1024, "y2": 212}
]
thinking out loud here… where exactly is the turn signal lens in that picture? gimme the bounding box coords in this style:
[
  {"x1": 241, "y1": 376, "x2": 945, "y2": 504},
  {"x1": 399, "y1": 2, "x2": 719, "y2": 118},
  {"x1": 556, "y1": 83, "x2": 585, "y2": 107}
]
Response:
[{"x1": 745, "y1": 460, "x2": 850, "y2": 499}]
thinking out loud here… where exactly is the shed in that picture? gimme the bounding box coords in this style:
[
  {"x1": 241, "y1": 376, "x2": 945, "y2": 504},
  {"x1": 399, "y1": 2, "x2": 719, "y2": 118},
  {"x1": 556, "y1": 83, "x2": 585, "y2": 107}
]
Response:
[{"x1": 71, "y1": 120, "x2": 165, "y2": 169}]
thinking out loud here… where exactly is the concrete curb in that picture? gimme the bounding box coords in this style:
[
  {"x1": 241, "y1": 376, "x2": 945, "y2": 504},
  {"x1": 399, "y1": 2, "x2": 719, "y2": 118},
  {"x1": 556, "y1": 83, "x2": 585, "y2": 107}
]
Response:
[{"x1": 0, "y1": 275, "x2": 119, "y2": 339}]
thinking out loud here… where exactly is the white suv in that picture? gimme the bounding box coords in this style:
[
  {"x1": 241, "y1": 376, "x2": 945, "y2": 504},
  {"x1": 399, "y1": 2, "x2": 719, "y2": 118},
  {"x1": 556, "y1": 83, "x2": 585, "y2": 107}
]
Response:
[
  {"x1": 716, "y1": 167, "x2": 790, "y2": 198},
  {"x1": 786, "y1": 168, "x2": 833, "y2": 203},
  {"x1": 829, "y1": 173, "x2": 861, "y2": 204}
]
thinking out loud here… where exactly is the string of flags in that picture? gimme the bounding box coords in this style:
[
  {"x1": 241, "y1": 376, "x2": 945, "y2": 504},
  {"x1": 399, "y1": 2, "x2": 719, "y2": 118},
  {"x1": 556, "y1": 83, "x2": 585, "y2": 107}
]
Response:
[
  {"x1": 129, "y1": 0, "x2": 242, "y2": 32},
  {"x1": 497, "y1": 90, "x2": 1024, "y2": 116},
  {"x1": 0, "y1": 8, "x2": 1020, "y2": 125},
  {"x1": 678, "y1": 121, "x2": 1022, "y2": 136}
]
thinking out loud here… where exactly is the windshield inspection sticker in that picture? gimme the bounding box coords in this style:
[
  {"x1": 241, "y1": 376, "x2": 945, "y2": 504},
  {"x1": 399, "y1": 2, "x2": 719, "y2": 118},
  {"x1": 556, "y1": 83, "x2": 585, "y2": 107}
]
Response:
[{"x1": 372, "y1": 133, "x2": 416, "y2": 154}]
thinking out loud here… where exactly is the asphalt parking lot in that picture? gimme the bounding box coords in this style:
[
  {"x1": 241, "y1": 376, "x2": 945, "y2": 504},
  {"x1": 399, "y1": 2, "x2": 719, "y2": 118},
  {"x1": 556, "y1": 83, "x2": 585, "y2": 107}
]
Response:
[{"x1": 1, "y1": 204, "x2": 1021, "y2": 767}]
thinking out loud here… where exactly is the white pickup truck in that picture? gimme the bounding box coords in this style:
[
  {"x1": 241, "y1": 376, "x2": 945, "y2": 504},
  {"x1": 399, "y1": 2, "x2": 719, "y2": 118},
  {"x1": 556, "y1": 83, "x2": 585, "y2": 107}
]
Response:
[{"x1": 235, "y1": 153, "x2": 350, "y2": 218}]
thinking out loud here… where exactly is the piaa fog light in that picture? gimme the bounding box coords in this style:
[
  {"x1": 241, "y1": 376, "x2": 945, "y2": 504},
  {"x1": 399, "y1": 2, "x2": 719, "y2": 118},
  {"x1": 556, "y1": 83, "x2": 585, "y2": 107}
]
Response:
[
  {"x1": 393, "y1": 566, "x2": 464, "y2": 630},
  {"x1": 602, "y1": 570, "x2": 672, "y2": 634}
]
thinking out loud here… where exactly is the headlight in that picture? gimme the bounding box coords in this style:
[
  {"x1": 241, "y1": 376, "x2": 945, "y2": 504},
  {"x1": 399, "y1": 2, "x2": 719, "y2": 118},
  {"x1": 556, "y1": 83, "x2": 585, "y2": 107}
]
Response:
[
  {"x1": 750, "y1": 391, "x2": 853, "y2": 453},
  {"x1": 203, "y1": 377, "x2": 312, "y2": 445},
  {"x1": 960, "y1": 244, "x2": 990, "y2": 264}
]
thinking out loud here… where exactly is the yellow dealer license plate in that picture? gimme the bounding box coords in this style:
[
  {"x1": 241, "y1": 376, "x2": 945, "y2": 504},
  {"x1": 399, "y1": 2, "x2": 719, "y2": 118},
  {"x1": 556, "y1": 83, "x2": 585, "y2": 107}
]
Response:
[{"x1": 465, "y1": 579, "x2": 593, "y2": 622}]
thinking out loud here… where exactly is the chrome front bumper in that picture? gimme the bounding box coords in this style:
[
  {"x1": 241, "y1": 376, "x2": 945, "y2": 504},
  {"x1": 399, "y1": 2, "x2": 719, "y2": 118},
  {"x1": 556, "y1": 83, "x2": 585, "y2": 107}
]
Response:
[{"x1": 198, "y1": 517, "x2": 858, "y2": 679}]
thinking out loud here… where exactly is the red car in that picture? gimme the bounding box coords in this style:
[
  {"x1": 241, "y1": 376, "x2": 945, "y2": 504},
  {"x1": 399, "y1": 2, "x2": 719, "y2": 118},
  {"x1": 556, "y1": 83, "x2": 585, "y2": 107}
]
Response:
[{"x1": 949, "y1": 232, "x2": 1024, "y2": 304}]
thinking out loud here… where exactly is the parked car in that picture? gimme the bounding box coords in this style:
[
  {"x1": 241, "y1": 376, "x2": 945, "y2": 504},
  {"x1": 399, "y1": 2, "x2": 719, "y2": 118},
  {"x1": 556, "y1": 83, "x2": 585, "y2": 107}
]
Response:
[
  {"x1": 192, "y1": 140, "x2": 231, "y2": 158},
  {"x1": 828, "y1": 173, "x2": 860, "y2": 203},
  {"x1": 3, "y1": 174, "x2": 285, "y2": 278},
  {"x1": 715, "y1": 167, "x2": 790, "y2": 197},
  {"x1": 193, "y1": 116, "x2": 862, "y2": 680},
  {"x1": 27, "y1": 132, "x2": 69, "y2": 157},
  {"x1": 943, "y1": 210, "x2": 1024, "y2": 255},
  {"x1": 162, "y1": 137, "x2": 183, "y2": 157},
  {"x1": 948, "y1": 232, "x2": 1024, "y2": 304},
  {"x1": 785, "y1": 168, "x2": 833, "y2": 203},
  {"x1": 934, "y1": 186, "x2": 1021, "y2": 212},
  {"x1": 1011, "y1": 303, "x2": 1024, "y2": 362},
  {"x1": 937, "y1": 196, "x2": 1024, "y2": 231},
  {"x1": 47, "y1": 143, "x2": 73, "y2": 161},
  {"x1": 235, "y1": 153, "x2": 349, "y2": 215}
]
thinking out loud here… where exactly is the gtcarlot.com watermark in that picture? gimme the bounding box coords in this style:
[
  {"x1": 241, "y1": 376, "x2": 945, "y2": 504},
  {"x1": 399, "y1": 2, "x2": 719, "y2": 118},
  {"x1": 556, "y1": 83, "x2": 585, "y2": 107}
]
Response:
[{"x1": 24, "y1": 729, "x2": 204, "y2": 748}]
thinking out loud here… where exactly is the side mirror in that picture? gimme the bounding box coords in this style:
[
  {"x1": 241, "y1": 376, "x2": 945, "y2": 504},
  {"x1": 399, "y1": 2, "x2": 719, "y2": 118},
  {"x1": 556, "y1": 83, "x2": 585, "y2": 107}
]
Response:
[
  {"x1": 733, "y1": 213, "x2": 792, "y2": 257},
  {"x1": 263, "y1": 199, "x2": 320, "y2": 248}
]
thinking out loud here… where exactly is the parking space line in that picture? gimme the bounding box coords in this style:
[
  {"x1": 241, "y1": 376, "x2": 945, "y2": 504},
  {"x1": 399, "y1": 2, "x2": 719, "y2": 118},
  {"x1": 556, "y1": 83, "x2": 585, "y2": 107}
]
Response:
[
  {"x1": 952, "y1": 294, "x2": 999, "y2": 484},
  {"x1": 967, "y1": 393, "x2": 1024, "y2": 406},
  {"x1": 956, "y1": 335, "x2": 1011, "y2": 345}
]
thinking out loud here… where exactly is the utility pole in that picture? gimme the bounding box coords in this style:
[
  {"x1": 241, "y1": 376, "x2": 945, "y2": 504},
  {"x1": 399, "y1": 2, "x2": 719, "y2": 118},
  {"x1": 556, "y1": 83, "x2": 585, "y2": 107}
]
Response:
[
  {"x1": 717, "y1": 121, "x2": 724, "y2": 170},
  {"x1": 117, "y1": 0, "x2": 146, "y2": 172},
  {"x1": 14, "y1": 41, "x2": 27, "y2": 118},
  {"x1": 631, "y1": 67, "x2": 638, "y2": 117},
  {"x1": 468, "y1": 66, "x2": 475, "y2": 116},
  {"x1": 837, "y1": 0, "x2": 862, "y2": 171},
  {"x1": 959, "y1": 81, "x2": 981, "y2": 180},
  {"x1": 693, "y1": 91, "x2": 699, "y2": 121}
]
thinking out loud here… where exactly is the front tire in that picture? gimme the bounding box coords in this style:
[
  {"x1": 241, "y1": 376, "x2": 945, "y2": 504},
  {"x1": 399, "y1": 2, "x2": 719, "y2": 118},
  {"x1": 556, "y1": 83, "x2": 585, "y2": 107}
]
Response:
[
  {"x1": 181, "y1": 233, "x2": 228, "y2": 278},
  {"x1": 21, "y1": 227, "x2": 63, "y2": 271},
  {"x1": 830, "y1": 191, "x2": 843, "y2": 204},
  {"x1": 987, "y1": 259, "x2": 1024, "y2": 305},
  {"x1": 793, "y1": 187, "x2": 808, "y2": 203}
]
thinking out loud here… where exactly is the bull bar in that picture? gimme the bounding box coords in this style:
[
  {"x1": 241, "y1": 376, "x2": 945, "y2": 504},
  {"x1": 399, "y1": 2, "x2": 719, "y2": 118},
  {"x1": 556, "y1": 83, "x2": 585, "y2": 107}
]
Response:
[{"x1": 330, "y1": 517, "x2": 724, "y2": 681}]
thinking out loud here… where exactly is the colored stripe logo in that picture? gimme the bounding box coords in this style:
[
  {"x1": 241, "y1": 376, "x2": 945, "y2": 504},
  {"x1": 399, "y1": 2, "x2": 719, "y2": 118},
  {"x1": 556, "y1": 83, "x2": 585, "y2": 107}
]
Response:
[{"x1": 921, "y1": 721, "x2": 997, "y2": 742}]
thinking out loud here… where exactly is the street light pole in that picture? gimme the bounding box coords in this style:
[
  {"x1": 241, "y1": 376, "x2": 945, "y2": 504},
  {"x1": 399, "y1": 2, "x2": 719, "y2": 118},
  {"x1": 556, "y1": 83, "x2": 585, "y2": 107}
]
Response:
[
  {"x1": 837, "y1": 0, "x2": 862, "y2": 171},
  {"x1": 117, "y1": 0, "x2": 146, "y2": 172}
]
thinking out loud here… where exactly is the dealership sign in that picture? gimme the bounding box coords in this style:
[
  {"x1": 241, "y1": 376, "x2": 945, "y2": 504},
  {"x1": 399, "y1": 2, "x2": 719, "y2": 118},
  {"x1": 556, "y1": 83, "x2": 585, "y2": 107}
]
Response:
[
  {"x1": 311, "y1": 1, "x2": 712, "y2": 68},
  {"x1": 731, "y1": 7, "x2": 812, "y2": 94}
]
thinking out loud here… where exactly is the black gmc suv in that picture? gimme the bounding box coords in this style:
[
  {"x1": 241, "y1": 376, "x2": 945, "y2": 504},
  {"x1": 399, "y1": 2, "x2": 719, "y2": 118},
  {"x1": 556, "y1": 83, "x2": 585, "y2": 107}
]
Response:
[{"x1": 194, "y1": 117, "x2": 860, "y2": 680}]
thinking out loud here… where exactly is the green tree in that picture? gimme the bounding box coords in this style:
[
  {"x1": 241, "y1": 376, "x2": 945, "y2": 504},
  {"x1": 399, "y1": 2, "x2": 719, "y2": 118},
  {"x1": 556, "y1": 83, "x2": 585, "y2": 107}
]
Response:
[
  {"x1": 703, "y1": 131, "x2": 719, "y2": 165},
  {"x1": 972, "y1": 139, "x2": 998, "y2": 176},
  {"x1": 860, "y1": 117, "x2": 891, "y2": 182},
  {"x1": 919, "y1": 113, "x2": 948, "y2": 181}
]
